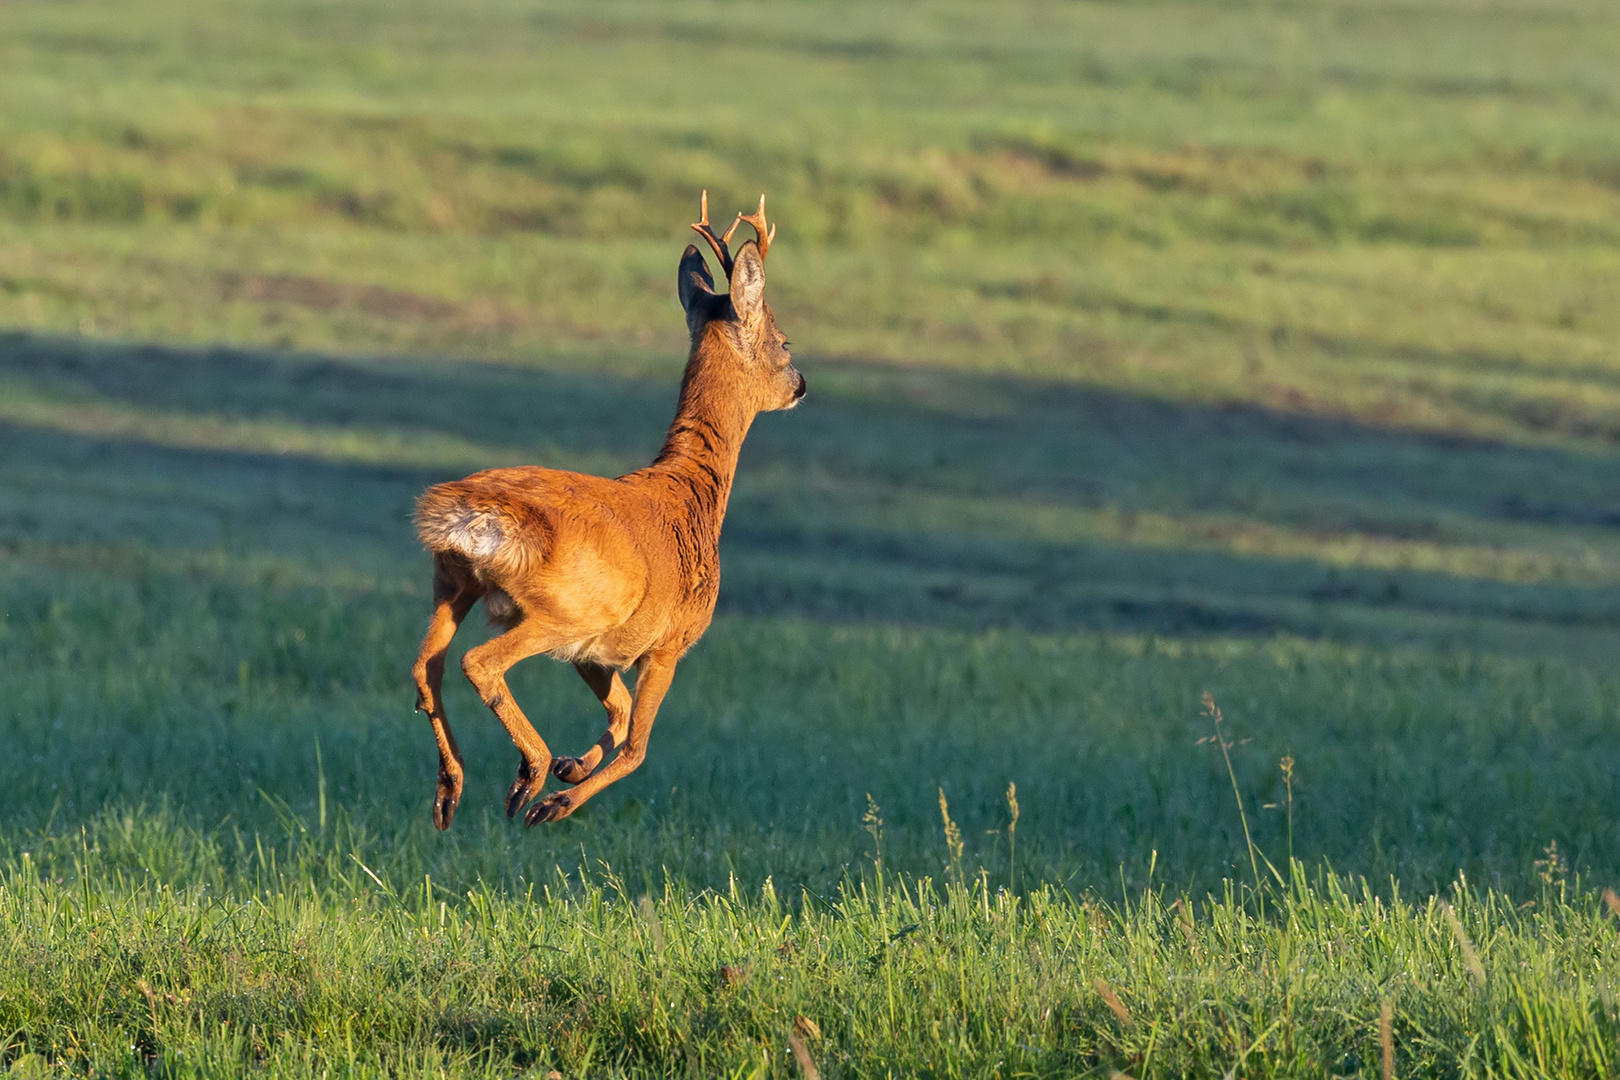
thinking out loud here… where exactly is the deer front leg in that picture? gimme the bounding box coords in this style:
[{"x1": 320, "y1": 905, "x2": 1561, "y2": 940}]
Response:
[
  {"x1": 552, "y1": 661, "x2": 632, "y2": 784},
  {"x1": 412, "y1": 575, "x2": 480, "y2": 830},
  {"x1": 528, "y1": 651, "x2": 677, "y2": 825},
  {"x1": 460, "y1": 620, "x2": 558, "y2": 818}
]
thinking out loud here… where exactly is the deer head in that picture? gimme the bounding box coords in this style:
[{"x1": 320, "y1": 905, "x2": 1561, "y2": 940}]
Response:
[{"x1": 677, "y1": 191, "x2": 806, "y2": 413}]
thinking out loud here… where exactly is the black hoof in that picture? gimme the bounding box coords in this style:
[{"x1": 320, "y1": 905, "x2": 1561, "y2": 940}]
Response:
[
  {"x1": 432, "y1": 781, "x2": 460, "y2": 831},
  {"x1": 551, "y1": 756, "x2": 592, "y2": 784},
  {"x1": 525, "y1": 793, "x2": 573, "y2": 826},
  {"x1": 505, "y1": 761, "x2": 547, "y2": 818}
]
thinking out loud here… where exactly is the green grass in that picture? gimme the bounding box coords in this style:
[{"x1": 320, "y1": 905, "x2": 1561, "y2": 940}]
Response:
[
  {"x1": 9, "y1": 853, "x2": 1620, "y2": 1079},
  {"x1": 3, "y1": 0, "x2": 1620, "y2": 1075}
]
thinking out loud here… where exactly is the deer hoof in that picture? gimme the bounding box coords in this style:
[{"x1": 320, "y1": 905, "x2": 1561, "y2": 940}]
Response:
[
  {"x1": 551, "y1": 756, "x2": 593, "y2": 784},
  {"x1": 505, "y1": 762, "x2": 547, "y2": 818},
  {"x1": 525, "y1": 793, "x2": 572, "y2": 826},
  {"x1": 432, "y1": 776, "x2": 461, "y2": 831}
]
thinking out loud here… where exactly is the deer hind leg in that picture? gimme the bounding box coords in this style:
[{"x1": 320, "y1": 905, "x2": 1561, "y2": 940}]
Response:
[
  {"x1": 551, "y1": 661, "x2": 632, "y2": 785},
  {"x1": 529, "y1": 651, "x2": 677, "y2": 825},
  {"x1": 412, "y1": 558, "x2": 483, "y2": 830},
  {"x1": 459, "y1": 617, "x2": 561, "y2": 819}
]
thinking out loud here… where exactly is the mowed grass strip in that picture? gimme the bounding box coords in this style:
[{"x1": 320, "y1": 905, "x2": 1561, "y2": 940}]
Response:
[{"x1": 10, "y1": 368, "x2": 1620, "y2": 588}]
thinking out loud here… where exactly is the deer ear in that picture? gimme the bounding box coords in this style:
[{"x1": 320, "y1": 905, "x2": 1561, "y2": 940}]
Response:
[
  {"x1": 677, "y1": 245, "x2": 718, "y2": 333},
  {"x1": 729, "y1": 240, "x2": 765, "y2": 322}
]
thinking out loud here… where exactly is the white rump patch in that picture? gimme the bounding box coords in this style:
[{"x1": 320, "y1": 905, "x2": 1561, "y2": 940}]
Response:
[{"x1": 440, "y1": 509, "x2": 505, "y2": 560}]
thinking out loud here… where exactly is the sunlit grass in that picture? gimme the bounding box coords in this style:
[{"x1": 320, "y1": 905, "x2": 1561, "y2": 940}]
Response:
[
  {"x1": 0, "y1": 377, "x2": 632, "y2": 476},
  {"x1": 783, "y1": 480, "x2": 1620, "y2": 586},
  {"x1": 1, "y1": 0, "x2": 1618, "y2": 445},
  {"x1": 5, "y1": 840, "x2": 1618, "y2": 1079}
]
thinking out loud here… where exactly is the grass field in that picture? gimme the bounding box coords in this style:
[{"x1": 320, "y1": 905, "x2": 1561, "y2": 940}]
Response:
[{"x1": 4, "y1": 0, "x2": 1620, "y2": 1075}]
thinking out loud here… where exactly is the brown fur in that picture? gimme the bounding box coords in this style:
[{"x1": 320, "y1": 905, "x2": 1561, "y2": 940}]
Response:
[{"x1": 410, "y1": 193, "x2": 804, "y2": 829}]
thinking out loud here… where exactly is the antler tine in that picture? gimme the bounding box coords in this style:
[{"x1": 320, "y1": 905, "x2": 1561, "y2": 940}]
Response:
[
  {"x1": 690, "y1": 189, "x2": 735, "y2": 277},
  {"x1": 736, "y1": 193, "x2": 775, "y2": 260}
]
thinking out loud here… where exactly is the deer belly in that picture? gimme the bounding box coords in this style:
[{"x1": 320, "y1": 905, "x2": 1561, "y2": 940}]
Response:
[{"x1": 545, "y1": 629, "x2": 653, "y2": 669}]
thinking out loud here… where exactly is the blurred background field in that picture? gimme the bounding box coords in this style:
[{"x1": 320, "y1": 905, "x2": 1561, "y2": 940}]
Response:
[{"x1": 4, "y1": 0, "x2": 1620, "y2": 1075}]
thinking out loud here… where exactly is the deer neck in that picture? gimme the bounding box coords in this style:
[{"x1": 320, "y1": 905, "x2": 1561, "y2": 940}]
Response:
[{"x1": 650, "y1": 355, "x2": 753, "y2": 530}]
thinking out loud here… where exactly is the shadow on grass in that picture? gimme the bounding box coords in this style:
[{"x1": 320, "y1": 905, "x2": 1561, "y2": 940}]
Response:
[{"x1": 3, "y1": 329, "x2": 1619, "y2": 653}]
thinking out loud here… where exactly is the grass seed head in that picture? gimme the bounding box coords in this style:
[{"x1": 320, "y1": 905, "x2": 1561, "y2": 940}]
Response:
[
  {"x1": 1534, "y1": 840, "x2": 1567, "y2": 885},
  {"x1": 1441, "y1": 901, "x2": 1486, "y2": 990},
  {"x1": 862, "y1": 793, "x2": 883, "y2": 847},
  {"x1": 637, "y1": 895, "x2": 664, "y2": 953},
  {"x1": 938, "y1": 788, "x2": 964, "y2": 866},
  {"x1": 1093, "y1": 977, "x2": 1135, "y2": 1028}
]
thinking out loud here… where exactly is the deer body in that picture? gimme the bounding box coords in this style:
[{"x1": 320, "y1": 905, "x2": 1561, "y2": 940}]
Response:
[{"x1": 410, "y1": 193, "x2": 801, "y2": 829}]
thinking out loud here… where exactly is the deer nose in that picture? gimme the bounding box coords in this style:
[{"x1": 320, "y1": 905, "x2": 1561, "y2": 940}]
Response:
[{"x1": 793, "y1": 372, "x2": 807, "y2": 399}]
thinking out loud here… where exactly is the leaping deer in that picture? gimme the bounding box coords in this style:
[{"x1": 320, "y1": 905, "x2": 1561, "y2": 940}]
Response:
[{"x1": 410, "y1": 192, "x2": 803, "y2": 829}]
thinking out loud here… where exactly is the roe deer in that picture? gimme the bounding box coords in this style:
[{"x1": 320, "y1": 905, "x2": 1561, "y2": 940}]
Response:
[{"x1": 410, "y1": 192, "x2": 804, "y2": 829}]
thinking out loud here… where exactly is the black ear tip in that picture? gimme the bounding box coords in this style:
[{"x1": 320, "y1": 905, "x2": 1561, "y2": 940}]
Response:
[{"x1": 682, "y1": 244, "x2": 701, "y2": 259}]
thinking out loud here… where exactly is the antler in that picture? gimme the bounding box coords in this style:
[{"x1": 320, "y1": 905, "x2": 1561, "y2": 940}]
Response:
[
  {"x1": 736, "y1": 193, "x2": 774, "y2": 261},
  {"x1": 690, "y1": 191, "x2": 776, "y2": 276},
  {"x1": 690, "y1": 189, "x2": 740, "y2": 277}
]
